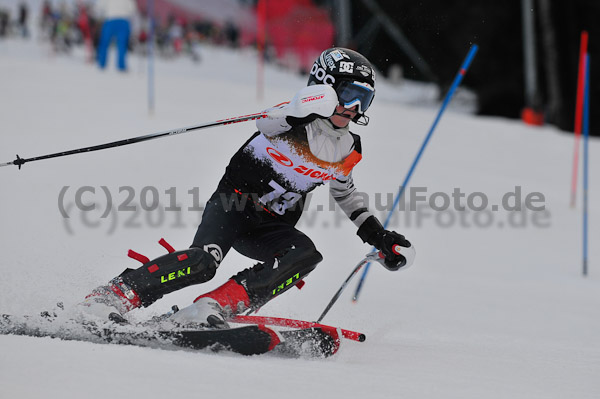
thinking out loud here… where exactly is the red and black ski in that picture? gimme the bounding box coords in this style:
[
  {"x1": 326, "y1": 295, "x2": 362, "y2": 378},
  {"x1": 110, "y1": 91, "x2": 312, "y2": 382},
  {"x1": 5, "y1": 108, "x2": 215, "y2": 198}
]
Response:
[{"x1": 0, "y1": 313, "x2": 365, "y2": 357}]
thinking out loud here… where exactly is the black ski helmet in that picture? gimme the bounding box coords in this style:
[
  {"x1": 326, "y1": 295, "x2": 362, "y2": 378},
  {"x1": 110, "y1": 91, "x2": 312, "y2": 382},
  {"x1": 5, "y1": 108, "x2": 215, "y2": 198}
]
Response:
[{"x1": 307, "y1": 48, "x2": 376, "y2": 124}]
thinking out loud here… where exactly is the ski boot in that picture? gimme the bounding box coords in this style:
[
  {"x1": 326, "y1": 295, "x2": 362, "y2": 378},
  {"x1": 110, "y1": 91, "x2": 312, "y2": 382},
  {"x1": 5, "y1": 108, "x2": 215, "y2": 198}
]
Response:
[
  {"x1": 171, "y1": 245, "x2": 322, "y2": 328},
  {"x1": 79, "y1": 276, "x2": 142, "y2": 321},
  {"x1": 170, "y1": 279, "x2": 250, "y2": 329}
]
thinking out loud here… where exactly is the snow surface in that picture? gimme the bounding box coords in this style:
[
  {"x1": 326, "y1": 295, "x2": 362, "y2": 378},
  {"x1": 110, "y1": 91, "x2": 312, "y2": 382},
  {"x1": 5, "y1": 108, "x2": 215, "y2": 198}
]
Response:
[{"x1": 1, "y1": 21, "x2": 600, "y2": 399}]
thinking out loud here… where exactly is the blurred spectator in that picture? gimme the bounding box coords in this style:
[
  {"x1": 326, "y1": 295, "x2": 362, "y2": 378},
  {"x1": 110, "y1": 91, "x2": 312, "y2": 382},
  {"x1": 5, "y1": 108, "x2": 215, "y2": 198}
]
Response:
[
  {"x1": 167, "y1": 14, "x2": 184, "y2": 54},
  {"x1": 52, "y1": 2, "x2": 75, "y2": 53},
  {"x1": 224, "y1": 20, "x2": 239, "y2": 47},
  {"x1": 95, "y1": 0, "x2": 138, "y2": 72},
  {"x1": 17, "y1": 2, "x2": 29, "y2": 38},
  {"x1": 0, "y1": 9, "x2": 8, "y2": 37},
  {"x1": 76, "y1": 2, "x2": 93, "y2": 61},
  {"x1": 134, "y1": 9, "x2": 150, "y2": 55},
  {"x1": 40, "y1": 1, "x2": 51, "y2": 33},
  {"x1": 183, "y1": 22, "x2": 201, "y2": 62}
]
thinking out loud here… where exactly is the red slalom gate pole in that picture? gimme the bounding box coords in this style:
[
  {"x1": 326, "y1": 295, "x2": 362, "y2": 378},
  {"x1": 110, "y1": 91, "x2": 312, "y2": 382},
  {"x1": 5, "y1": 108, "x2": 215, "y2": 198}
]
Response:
[{"x1": 570, "y1": 31, "x2": 589, "y2": 208}]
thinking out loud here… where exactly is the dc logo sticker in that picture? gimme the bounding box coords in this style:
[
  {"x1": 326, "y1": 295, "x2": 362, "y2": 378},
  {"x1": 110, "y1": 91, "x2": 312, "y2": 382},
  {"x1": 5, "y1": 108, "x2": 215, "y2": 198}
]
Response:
[
  {"x1": 339, "y1": 62, "x2": 354, "y2": 73},
  {"x1": 204, "y1": 244, "x2": 223, "y2": 265}
]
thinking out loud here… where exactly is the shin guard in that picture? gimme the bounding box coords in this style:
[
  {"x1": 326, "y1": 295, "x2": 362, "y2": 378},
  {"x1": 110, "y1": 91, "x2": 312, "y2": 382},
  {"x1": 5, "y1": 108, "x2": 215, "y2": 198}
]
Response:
[
  {"x1": 233, "y1": 246, "x2": 323, "y2": 309},
  {"x1": 120, "y1": 247, "x2": 218, "y2": 307}
]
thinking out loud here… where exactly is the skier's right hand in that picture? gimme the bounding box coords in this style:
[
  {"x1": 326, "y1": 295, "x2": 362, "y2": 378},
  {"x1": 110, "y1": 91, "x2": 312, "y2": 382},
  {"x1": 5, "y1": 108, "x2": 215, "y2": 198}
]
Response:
[{"x1": 283, "y1": 85, "x2": 339, "y2": 126}]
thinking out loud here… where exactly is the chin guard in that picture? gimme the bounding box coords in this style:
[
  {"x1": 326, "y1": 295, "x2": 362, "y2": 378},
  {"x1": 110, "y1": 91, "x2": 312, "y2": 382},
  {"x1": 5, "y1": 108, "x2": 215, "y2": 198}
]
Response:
[{"x1": 353, "y1": 114, "x2": 370, "y2": 126}]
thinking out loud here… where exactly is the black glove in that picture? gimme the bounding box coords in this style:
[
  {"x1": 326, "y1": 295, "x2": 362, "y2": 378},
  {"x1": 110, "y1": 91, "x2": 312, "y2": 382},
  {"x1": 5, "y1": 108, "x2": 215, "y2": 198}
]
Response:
[{"x1": 357, "y1": 216, "x2": 414, "y2": 271}]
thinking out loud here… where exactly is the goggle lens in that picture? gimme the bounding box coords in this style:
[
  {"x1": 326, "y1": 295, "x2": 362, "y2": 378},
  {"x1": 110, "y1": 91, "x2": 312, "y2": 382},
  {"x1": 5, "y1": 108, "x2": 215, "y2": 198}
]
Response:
[{"x1": 336, "y1": 81, "x2": 375, "y2": 114}]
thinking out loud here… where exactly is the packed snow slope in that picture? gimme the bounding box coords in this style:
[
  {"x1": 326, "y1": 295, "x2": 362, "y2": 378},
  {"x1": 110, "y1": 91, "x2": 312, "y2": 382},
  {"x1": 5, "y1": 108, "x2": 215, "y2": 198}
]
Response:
[{"x1": 1, "y1": 36, "x2": 599, "y2": 399}]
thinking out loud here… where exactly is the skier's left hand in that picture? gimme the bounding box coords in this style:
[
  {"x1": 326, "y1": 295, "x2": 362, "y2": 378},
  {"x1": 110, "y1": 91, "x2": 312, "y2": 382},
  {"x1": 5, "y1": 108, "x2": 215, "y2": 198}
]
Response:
[
  {"x1": 357, "y1": 216, "x2": 416, "y2": 271},
  {"x1": 374, "y1": 230, "x2": 416, "y2": 271}
]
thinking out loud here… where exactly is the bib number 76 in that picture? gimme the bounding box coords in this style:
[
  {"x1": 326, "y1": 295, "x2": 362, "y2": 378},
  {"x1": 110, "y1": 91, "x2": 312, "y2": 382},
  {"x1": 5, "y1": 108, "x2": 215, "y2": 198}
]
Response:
[{"x1": 258, "y1": 180, "x2": 302, "y2": 215}]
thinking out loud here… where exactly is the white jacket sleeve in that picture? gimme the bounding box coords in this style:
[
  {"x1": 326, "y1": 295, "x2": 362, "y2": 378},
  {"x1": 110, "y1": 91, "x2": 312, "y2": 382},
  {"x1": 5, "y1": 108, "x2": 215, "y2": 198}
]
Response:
[
  {"x1": 256, "y1": 85, "x2": 338, "y2": 137},
  {"x1": 329, "y1": 172, "x2": 374, "y2": 229},
  {"x1": 256, "y1": 103, "x2": 293, "y2": 137}
]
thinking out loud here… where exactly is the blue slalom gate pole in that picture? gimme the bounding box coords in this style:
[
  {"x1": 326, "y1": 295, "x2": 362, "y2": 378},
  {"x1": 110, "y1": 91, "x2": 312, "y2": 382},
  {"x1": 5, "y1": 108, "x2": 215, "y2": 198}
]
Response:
[
  {"x1": 583, "y1": 53, "x2": 590, "y2": 276},
  {"x1": 353, "y1": 44, "x2": 479, "y2": 302},
  {"x1": 148, "y1": 0, "x2": 155, "y2": 115}
]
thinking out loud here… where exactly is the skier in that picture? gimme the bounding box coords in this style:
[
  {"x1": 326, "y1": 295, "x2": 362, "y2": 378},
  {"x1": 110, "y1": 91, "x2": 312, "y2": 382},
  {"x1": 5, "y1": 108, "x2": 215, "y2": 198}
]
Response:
[{"x1": 82, "y1": 48, "x2": 416, "y2": 327}]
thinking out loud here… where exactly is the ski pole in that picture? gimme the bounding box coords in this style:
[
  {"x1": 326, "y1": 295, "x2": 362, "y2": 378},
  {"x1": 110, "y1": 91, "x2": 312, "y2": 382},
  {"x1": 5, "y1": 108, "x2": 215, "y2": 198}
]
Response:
[
  {"x1": 0, "y1": 112, "x2": 268, "y2": 170},
  {"x1": 352, "y1": 44, "x2": 479, "y2": 302},
  {"x1": 316, "y1": 253, "x2": 380, "y2": 323}
]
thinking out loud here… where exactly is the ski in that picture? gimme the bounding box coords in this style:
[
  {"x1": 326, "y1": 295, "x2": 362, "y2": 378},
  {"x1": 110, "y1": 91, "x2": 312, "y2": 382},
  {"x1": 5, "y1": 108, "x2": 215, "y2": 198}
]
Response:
[{"x1": 0, "y1": 312, "x2": 359, "y2": 357}]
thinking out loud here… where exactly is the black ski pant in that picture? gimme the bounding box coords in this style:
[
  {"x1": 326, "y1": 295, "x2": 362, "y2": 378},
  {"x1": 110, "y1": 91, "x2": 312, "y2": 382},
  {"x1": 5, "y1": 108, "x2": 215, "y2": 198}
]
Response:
[{"x1": 190, "y1": 183, "x2": 323, "y2": 307}]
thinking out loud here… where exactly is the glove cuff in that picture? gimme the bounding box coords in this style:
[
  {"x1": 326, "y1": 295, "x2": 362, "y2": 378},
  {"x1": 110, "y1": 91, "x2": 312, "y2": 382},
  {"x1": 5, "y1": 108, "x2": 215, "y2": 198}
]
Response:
[
  {"x1": 357, "y1": 216, "x2": 384, "y2": 246},
  {"x1": 286, "y1": 114, "x2": 320, "y2": 127}
]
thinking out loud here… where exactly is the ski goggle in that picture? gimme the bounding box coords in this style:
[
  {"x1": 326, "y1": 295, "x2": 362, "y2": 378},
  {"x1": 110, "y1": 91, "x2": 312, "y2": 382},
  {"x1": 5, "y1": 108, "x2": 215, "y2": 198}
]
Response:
[{"x1": 335, "y1": 80, "x2": 375, "y2": 114}]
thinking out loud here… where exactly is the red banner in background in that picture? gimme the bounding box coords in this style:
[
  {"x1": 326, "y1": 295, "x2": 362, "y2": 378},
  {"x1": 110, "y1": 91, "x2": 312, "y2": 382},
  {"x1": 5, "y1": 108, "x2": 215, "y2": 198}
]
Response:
[{"x1": 262, "y1": 0, "x2": 335, "y2": 72}]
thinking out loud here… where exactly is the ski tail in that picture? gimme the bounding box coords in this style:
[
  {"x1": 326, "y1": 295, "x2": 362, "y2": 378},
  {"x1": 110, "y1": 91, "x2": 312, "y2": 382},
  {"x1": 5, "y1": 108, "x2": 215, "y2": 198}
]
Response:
[{"x1": 232, "y1": 315, "x2": 366, "y2": 342}]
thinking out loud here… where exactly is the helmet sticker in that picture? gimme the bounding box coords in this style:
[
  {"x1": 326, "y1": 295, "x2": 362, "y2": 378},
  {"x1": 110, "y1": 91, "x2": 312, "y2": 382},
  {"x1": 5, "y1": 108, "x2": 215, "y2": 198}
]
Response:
[
  {"x1": 356, "y1": 65, "x2": 371, "y2": 76},
  {"x1": 324, "y1": 54, "x2": 336, "y2": 71},
  {"x1": 324, "y1": 49, "x2": 352, "y2": 71},
  {"x1": 310, "y1": 63, "x2": 336, "y2": 85},
  {"x1": 339, "y1": 61, "x2": 354, "y2": 74},
  {"x1": 330, "y1": 50, "x2": 346, "y2": 61},
  {"x1": 329, "y1": 50, "x2": 344, "y2": 61}
]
